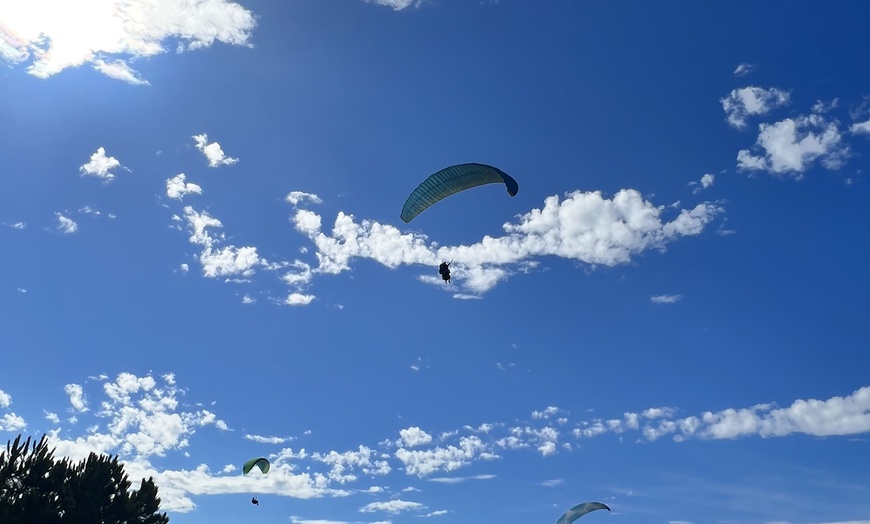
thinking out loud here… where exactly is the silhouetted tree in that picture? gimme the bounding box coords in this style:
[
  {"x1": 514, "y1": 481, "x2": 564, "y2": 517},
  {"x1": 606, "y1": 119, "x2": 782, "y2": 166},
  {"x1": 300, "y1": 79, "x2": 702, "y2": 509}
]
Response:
[{"x1": 0, "y1": 434, "x2": 169, "y2": 524}]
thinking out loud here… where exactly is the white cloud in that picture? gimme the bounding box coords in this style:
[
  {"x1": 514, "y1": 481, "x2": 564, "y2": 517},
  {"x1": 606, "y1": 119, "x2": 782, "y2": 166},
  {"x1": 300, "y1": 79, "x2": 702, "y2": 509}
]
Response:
[
  {"x1": 428, "y1": 474, "x2": 495, "y2": 484},
  {"x1": 399, "y1": 427, "x2": 433, "y2": 448},
  {"x1": 245, "y1": 434, "x2": 294, "y2": 444},
  {"x1": 242, "y1": 294, "x2": 256, "y2": 304},
  {"x1": 166, "y1": 173, "x2": 203, "y2": 200},
  {"x1": 364, "y1": 0, "x2": 423, "y2": 10},
  {"x1": 541, "y1": 479, "x2": 564, "y2": 487},
  {"x1": 737, "y1": 114, "x2": 849, "y2": 177},
  {"x1": 0, "y1": 389, "x2": 11, "y2": 407},
  {"x1": 421, "y1": 510, "x2": 448, "y2": 517},
  {"x1": 522, "y1": 426, "x2": 560, "y2": 456},
  {"x1": 193, "y1": 134, "x2": 239, "y2": 167},
  {"x1": 312, "y1": 445, "x2": 391, "y2": 484},
  {"x1": 359, "y1": 500, "x2": 423, "y2": 514},
  {"x1": 5, "y1": 221, "x2": 26, "y2": 229},
  {"x1": 850, "y1": 119, "x2": 870, "y2": 135},
  {"x1": 690, "y1": 173, "x2": 715, "y2": 194},
  {"x1": 291, "y1": 189, "x2": 722, "y2": 297},
  {"x1": 55, "y1": 213, "x2": 78, "y2": 234},
  {"x1": 45, "y1": 411, "x2": 60, "y2": 424},
  {"x1": 693, "y1": 386, "x2": 870, "y2": 439},
  {"x1": 9, "y1": 371, "x2": 870, "y2": 516},
  {"x1": 0, "y1": 413, "x2": 27, "y2": 431},
  {"x1": 39, "y1": 373, "x2": 350, "y2": 513},
  {"x1": 395, "y1": 436, "x2": 489, "y2": 477},
  {"x1": 0, "y1": 0, "x2": 256, "y2": 83},
  {"x1": 285, "y1": 293, "x2": 315, "y2": 306},
  {"x1": 64, "y1": 383, "x2": 88, "y2": 411},
  {"x1": 181, "y1": 206, "x2": 274, "y2": 278},
  {"x1": 650, "y1": 294, "x2": 682, "y2": 304},
  {"x1": 463, "y1": 423, "x2": 498, "y2": 434},
  {"x1": 79, "y1": 147, "x2": 126, "y2": 181},
  {"x1": 282, "y1": 260, "x2": 314, "y2": 289},
  {"x1": 531, "y1": 406, "x2": 560, "y2": 419},
  {"x1": 92, "y1": 58, "x2": 150, "y2": 85},
  {"x1": 812, "y1": 98, "x2": 839, "y2": 113},
  {"x1": 573, "y1": 421, "x2": 608, "y2": 438},
  {"x1": 78, "y1": 206, "x2": 101, "y2": 216},
  {"x1": 733, "y1": 63, "x2": 755, "y2": 77},
  {"x1": 721, "y1": 86, "x2": 790, "y2": 128},
  {"x1": 286, "y1": 191, "x2": 323, "y2": 207},
  {"x1": 643, "y1": 407, "x2": 677, "y2": 419}
]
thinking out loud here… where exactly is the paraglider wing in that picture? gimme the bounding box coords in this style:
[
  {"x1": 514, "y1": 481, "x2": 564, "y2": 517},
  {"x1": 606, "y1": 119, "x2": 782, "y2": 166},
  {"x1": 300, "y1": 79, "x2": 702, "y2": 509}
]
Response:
[
  {"x1": 242, "y1": 457, "x2": 270, "y2": 475},
  {"x1": 555, "y1": 502, "x2": 611, "y2": 524},
  {"x1": 400, "y1": 163, "x2": 519, "y2": 223}
]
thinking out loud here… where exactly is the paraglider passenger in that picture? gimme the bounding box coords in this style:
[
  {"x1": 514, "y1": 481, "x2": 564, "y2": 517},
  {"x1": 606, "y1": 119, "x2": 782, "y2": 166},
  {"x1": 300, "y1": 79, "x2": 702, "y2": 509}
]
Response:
[
  {"x1": 438, "y1": 262, "x2": 451, "y2": 283},
  {"x1": 251, "y1": 497, "x2": 259, "y2": 505}
]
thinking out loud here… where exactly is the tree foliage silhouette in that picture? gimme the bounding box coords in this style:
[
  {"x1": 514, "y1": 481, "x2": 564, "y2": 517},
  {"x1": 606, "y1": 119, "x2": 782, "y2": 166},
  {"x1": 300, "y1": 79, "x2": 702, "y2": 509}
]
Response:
[{"x1": 0, "y1": 434, "x2": 169, "y2": 523}]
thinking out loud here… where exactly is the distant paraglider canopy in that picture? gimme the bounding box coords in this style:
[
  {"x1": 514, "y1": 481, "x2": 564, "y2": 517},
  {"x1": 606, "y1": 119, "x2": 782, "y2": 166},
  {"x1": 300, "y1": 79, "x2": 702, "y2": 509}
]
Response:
[
  {"x1": 242, "y1": 457, "x2": 270, "y2": 475},
  {"x1": 556, "y1": 502, "x2": 611, "y2": 524},
  {"x1": 400, "y1": 163, "x2": 519, "y2": 223}
]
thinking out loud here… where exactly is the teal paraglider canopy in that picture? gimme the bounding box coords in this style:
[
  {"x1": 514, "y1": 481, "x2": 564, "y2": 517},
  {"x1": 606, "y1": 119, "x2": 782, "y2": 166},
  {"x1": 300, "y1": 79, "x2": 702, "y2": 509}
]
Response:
[
  {"x1": 242, "y1": 457, "x2": 270, "y2": 475},
  {"x1": 556, "y1": 502, "x2": 611, "y2": 524},
  {"x1": 400, "y1": 163, "x2": 519, "y2": 223}
]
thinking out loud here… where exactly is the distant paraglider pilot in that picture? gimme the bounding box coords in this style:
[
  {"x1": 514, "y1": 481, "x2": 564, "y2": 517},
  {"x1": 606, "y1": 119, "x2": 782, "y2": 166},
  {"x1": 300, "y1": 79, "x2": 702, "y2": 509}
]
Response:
[
  {"x1": 251, "y1": 497, "x2": 259, "y2": 505},
  {"x1": 438, "y1": 262, "x2": 451, "y2": 283}
]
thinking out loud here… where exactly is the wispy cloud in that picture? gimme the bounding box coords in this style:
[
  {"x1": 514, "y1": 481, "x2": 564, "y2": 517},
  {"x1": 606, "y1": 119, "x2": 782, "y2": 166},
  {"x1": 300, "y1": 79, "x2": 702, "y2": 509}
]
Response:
[
  {"x1": 359, "y1": 499, "x2": 424, "y2": 514},
  {"x1": 650, "y1": 294, "x2": 682, "y2": 304},
  {"x1": 245, "y1": 434, "x2": 295, "y2": 445},
  {"x1": 427, "y1": 474, "x2": 496, "y2": 484},
  {"x1": 286, "y1": 191, "x2": 324, "y2": 207},
  {"x1": 689, "y1": 174, "x2": 715, "y2": 194},
  {"x1": 850, "y1": 119, "x2": 870, "y2": 135},
  {"x1": 92, "y1": 58, "x2": 150, "y2": 85},
  {"x1": 364, "y1": 0, "x2": 425, "y2": 10},
  {"x1": 55, "y1": 213, "x2": 78, "y2": 234},
  {"x1": 541, "y1": 479, "x2": 564, "y2": 487},
  {"x1": 733, "y1": 63, "x2": 755, "y2": 77},
  {"x1": 531, "y1": 406, "x2": 562, "y2": 419}
]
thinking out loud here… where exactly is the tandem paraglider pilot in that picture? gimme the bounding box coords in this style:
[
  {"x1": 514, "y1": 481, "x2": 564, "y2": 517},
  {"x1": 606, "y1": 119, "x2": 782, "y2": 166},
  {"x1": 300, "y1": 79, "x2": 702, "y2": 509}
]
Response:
[{"x1": 438, "y1": 262, "x2": 451, "y2": 283}]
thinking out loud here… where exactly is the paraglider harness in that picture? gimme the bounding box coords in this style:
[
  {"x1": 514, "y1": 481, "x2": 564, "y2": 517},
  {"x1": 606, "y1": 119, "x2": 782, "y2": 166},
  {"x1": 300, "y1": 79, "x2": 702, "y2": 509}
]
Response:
[
  {"x1": 438, "y1": 260, "x2": 452, "y2": 283},
  {"x1": 251, "y1": 497, "x2": 259, "y2": 505}
]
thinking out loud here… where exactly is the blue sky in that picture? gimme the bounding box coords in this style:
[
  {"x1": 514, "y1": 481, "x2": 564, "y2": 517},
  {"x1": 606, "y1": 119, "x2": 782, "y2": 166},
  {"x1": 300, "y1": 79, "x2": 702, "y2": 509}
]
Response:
[{"x1": 1, "y1": 1, "x2": 869, "y2": 523}]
